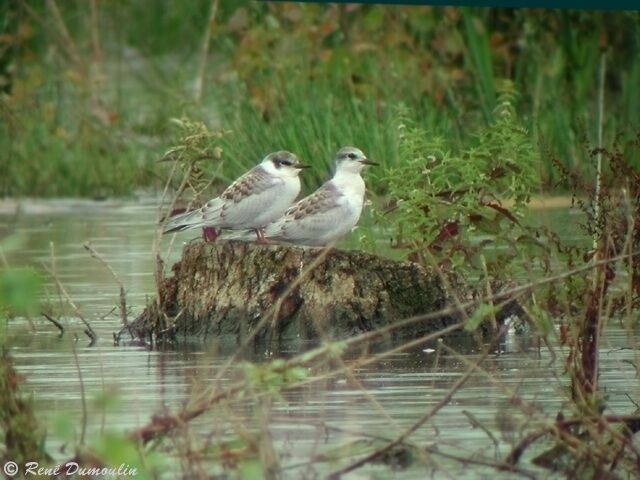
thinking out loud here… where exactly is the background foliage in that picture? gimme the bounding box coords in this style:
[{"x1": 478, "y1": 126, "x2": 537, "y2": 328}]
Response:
[{"x1": 1, "y1": 2, "x2": 638, "y2": 197}]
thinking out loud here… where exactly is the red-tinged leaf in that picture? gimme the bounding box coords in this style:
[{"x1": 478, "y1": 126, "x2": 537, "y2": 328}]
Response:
[
  {"x1": 559, "y1": 323, "x2": 569, "y2": 345},
  {"x1": 488, "y1": 166, "x2": 507, "y2": 179},
  {"x1": 408, "y1": 251, "x2": 422, "y2": 263},
  {"x1": 430, "y1": 221, "x2": 459, "y2": 247}
]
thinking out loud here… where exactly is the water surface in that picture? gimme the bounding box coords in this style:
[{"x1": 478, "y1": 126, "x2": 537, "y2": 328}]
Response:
[{"x1": 2, "y1": 197, "x2": 639, "y2": 478}]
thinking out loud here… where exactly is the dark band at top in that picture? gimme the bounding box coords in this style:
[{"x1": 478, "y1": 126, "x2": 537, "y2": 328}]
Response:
[{"x1": 262, "y1": 0, "x2": 638, "y2": 12}]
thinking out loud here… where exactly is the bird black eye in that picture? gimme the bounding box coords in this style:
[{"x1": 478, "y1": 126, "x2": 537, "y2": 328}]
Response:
[
  {"x1": 281, "y1": 160, "x2": 292, "y2": 166},
  {"x1": 347, "y1": 153, "x2": 357, "y2": 159}
]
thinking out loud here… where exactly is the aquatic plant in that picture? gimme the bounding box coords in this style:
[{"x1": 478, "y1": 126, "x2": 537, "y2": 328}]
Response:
[
  {"x1": 367, "y1": 74, "x2": 640, "y2": 475},
  {"x1": 379, "y1": 82, "x2": 538, "y2": 277}
]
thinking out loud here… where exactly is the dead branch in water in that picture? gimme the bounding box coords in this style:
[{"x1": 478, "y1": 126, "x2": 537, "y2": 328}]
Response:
[
  {"x1": 44, "y1": 242, "x2": 97, "y2": 345},
  {"x1": 83, "y1": 241, "x2": 128, "y2": 327},
  {"x1": 41, "y1": 311, "x2": 64, "y2": 336}
]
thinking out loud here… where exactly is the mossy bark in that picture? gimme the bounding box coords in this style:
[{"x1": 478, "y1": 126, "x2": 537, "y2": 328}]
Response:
[{"x1": 127, "y1": 241, "x2": 458, "y2": 343}]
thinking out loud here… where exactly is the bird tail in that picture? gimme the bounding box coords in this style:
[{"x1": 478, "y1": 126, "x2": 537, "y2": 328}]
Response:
[{"x1": 162, "y1": 209, "x2": 204, "y2": 234}]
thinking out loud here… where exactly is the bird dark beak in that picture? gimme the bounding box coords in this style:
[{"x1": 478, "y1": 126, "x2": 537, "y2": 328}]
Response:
[
  {"x1": 360, "y1": 158, "x2": 379, "y2": 166},
  {"x1": 295, "y1": 163, "x2": 311, "y2": 169}
]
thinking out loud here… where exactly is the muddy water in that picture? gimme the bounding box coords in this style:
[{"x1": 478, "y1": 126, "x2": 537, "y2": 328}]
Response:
[{"x1": 1, "y1": 197, "x2": 639, "y2": 478}]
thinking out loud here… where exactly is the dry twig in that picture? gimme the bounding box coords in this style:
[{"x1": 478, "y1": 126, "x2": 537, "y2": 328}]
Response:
[
  {"x1": 83, "y1": 241, "x2": 128, "y2": 326},
  {"x1": 41, "y1": 311, "x2": 64, "y2": 336},
  {"x1": 44, "y1": 242, "x2": 97, "y2": 344}
]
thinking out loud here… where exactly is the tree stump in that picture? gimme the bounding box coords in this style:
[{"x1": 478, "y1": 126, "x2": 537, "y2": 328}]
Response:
[{"x1": 125, "y1": 241, "x2": 459, "y2": 343}]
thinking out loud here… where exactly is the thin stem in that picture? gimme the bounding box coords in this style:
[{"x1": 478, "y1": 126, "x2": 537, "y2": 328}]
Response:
[
  {"x1": 45, "y1": 242, "x2": 97, "y2": 344},
  {"x1": 83, "y1": 241, "x2": 128, "y2": 326},
  {"x1": 45, "y1": 0, "x2": 82, "y2": 66},
  {"x1": 593, "y1": 49, "x2": 606, "y2": 252},
  {"x1": 70, "y1": 340, "x2": 88, "y2": 445},
  {"x1": 89, "y1": 0, "x2": 103, "y2": 64},
  {"x1": 194, "y1": 0, "x2": 220, "y2": 103}
]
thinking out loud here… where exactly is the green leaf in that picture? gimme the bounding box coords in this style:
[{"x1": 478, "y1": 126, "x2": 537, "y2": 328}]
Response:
[
  {"x1": 0, "y1": 232, "x2": 28, "y2": 253},
  {"x1": 50, "y1": 413, "x2": 76, "y2": 443},
  {"x1": 91, "y1": 388, "x2": 122, "y2": 411},
  {"x1": 363, "y1": 7, "x2": 384, "y2": 31},
  {"x1": 0, "y1": 267, "x2": 42, "y2": 316},
  {"x1": 451, "y1": 251, "x2": 466, "y2": 269},
  {"x1": 238, "y1": 458, "x2": 263, "y2": 479},
  {"x1": 91, "y1": 433, "x2": 165, "y2": 480},
  {"x1": 283, "y1": 366, "x2": 308, "y2": 383},
  {"x1": 92, "y1": 434, "x2": 139, "y2": 466}
]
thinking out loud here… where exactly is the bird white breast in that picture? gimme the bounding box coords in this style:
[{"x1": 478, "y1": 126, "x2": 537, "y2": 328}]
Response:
[
  {"x1": 332, "y1": 171, "x2": 365, "y2": 212},
  {"x1": 301, "y1": 173, "x2": 365, "y2": 245},
  {"x1": 251, "y1": 175, "x2": 301, "y2": 226}
]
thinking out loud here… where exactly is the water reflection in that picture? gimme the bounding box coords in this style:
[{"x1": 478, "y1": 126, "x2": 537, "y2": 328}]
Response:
[{"x1": 2, "y1": 198, "x2": 640, "y2": 478}]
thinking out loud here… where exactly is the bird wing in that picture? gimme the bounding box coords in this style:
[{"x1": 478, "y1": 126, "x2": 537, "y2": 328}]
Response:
[
  {"x1": 285, "y1": 182, "x2": 342, "y2": 219},
  {"x1": 270, "y1": 182, "x2": 345, "y2": 240},
  {"x1": 163, "y1": 165, "x2": 281, "y2": 233},
  {"x1": 162, "y1": 207, "x2": 208, "y2": 233},
  {"x1": 212, "y1": 165, "x2": 284, "y2": 227}
]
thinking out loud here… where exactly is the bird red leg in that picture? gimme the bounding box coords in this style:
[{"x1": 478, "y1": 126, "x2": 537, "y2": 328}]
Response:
[
  {"x1": 254, "y1": 228, "x2": 267, "y2": 244},
  {"x1": 202, "y1": 226, "x2": 219, "y2": 242}
]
